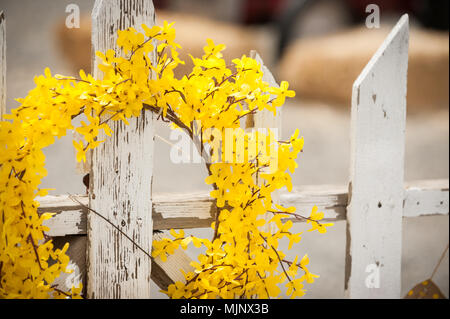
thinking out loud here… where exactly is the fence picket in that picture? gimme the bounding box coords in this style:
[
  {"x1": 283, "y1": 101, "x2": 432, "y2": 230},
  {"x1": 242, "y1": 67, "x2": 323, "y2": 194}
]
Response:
[
  {"x1": 249, "y1": 51, "x2": 281, "y2": 235},
  {"x1": 88, "y1": 0, "x2": 156, "y2": 299},
  {"x1": 345, "y1": 14, "x2": 409, "y2": 298}
]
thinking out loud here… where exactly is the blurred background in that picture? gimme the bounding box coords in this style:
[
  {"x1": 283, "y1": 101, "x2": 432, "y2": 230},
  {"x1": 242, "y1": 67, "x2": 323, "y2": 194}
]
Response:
[{"x1": 1, "y1": 0, "x2": 448, "y2": 298}]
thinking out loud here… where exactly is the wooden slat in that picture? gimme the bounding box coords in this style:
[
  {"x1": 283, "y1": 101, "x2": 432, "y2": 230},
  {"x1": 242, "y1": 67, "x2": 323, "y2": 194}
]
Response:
[
  {"x1": 345, "y1": 14, "x2": 409, "y2": 299},
  {"x1": 249, "y1": 51, "x2": 282, "y2": 133},
  {"x1": 403, "y1": 179, "x2": 449, "y2": 217},
  {"x1": 0, "y1": 11, "x2": 5, "y2": 117},
  {"x1": 150, "y1": 231, "x2": 194, "y2": 291},
  {"x1": 37, "y1": 180, "x2": 448, "y2": 237},
  {"x1": 88, "y1": 0, "x2": 156, "y2": 299},
  {"x1": 249, "y1": 50, "x2": 281, "y2": 236},
  {"x1": 152, "y1": 192, "x2": 217, "y2": 230}
]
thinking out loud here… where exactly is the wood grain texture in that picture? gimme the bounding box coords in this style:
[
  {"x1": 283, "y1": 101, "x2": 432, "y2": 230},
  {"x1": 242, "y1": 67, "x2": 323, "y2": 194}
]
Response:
[
  {"x1": 0, "y1": 11, "x2": 5, "y2": 117},
  {"x1": 152, "y1": 192, "x2": 217, "y2": 230},
  {"x1": 150, "y1": 231, "x2": 194, "y2": 291},
  {"x1": 37, "y1": 195, "x2": 88, "y2": 237},
  {"x1": 88, "y1": 0, "x2": 156, "y2": 299},
  {"x1": 38, "y1": 179, "x2": 448, "y2": 236},
  {"x1": 345, "y1": 15, "x2": 409, "y2": 299}
]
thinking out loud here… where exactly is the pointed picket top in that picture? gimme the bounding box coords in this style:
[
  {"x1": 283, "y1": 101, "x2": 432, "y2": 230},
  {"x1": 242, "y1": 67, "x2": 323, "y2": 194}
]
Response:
[
  {"x1": 249, "y1": 50, "x2": 281, "y2": 130},
  {"x1": 345, "y1": 14, "x2": 409, "y2": 299}
]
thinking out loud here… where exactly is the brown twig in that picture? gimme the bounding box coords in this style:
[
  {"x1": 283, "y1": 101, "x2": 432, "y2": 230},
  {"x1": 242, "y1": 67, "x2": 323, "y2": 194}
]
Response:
[
  {"x1": 259, "y1": 233, "x2": 292, "y2": 282},
  {"x1": 68, "y1": 195, "x2": 152, "y2": 260}
]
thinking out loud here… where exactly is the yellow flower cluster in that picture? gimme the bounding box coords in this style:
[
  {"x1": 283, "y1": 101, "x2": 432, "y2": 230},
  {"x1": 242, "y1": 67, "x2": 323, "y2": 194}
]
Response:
[
  {"x1": 0, "y1": 21, "x2": 331, "y2": 299},
  {"x1": 0, "y1": 122, "x2": 82, "y2": 298}
]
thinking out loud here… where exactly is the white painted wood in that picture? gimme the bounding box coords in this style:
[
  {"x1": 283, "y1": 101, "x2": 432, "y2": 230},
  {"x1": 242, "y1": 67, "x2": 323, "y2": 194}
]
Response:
[
  {"x1": 282, "y1": 185, "x2": 347, "y2": 221},
  {"x1": 152, "y1": 192, "x2": 217, "y2": 229},
  {"x1": 88, "y1": 0, "x2": 156, "y2": 299},
  {"x1": 250, "y1": 51, "x2": 282, "y2": 132},
  {"x1": 345, "y1": 15, "x2": 409, "y2": 299},
  {"x1": 0, "y1": 11, "x2": 5, "y2": 117},
  {"x1": 249, "y1": 51, "x2": 281, "y2": 235},
  {"x1": 37, "y1": 179, "x2": 448, "y2": 236},
  {"x1": 37, "y1": 195, "x2": 88, "y2": 236},
  {"x1": 403, "y1": 179, "x2": 449, "y2": 217},
  {"x1": 151, "y1": 231, "x2": 194, "y2": 291},
  {"x1": 42, "y1": 209, "x2": 86, "y2": 237},
  {"x1": 37, "y1": 194, "x2": 89, "y2": 211}
]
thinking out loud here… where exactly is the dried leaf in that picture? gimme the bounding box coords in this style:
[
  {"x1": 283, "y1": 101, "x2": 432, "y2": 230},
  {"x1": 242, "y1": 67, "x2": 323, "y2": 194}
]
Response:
[{"x1": 404, "y1": 279, "x2": 447, "y2": 299}]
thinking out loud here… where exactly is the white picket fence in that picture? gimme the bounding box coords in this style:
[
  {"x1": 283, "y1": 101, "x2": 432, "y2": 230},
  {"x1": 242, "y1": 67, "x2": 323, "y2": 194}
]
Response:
[{"x1": 0, "y1": 1, "x2": 448, "y2": 299}]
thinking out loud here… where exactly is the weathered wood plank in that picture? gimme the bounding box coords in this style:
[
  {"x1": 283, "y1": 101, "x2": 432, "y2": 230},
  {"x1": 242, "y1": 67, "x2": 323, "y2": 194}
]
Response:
[
  {"x1": 150, "y1": 231, "x2": 194, "y2": 291},
  {"x1": 38, "y1": 195, "x2": 88, "y2": 237},
  {"x1": 37, "y1": 180, "x2": 448, "y2": 236},
  {"x1": 152, "y1": 192, "x2": 217, "y2": 230},
  {"x1": 403, "y1": 179, "x2": 449, "y2": 217},
  {"x1": 88, "y1": 0, "x2": 156, "y2": 299},
  {"x1": 345, "y1": 15, "x2": 409, "y2": 299},
  {"x1": 0, "y1": 11, "x2": 5, "y2": 117}
]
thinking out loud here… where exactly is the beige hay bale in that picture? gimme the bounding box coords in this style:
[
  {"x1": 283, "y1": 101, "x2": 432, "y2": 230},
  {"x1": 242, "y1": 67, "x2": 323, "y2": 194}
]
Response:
[
  {"x1": 55, "y1": 15, "x2": 92, "y2": 74},
  {"x1": 279, "y1": 26, "x2": 449, "y2": 111},
  {"x1": 156, "y1": 10, "x2": 274, "y2": 76},
  {"x1": 55, "y1": 10, "x2": 273, "y2": 77}
]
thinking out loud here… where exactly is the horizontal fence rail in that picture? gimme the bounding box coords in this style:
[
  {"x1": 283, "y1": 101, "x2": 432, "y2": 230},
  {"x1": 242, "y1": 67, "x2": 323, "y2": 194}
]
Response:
[{"x1": 37, "y1": 179, "x2": 449, "y2": 237}]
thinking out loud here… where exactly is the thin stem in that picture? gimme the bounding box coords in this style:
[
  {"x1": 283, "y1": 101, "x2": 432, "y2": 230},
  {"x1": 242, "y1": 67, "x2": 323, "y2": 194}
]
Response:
[
  {"x1": 57, "y1": 77, "x2": 91, "y2": 84},
  {"x1": 129, "y1": 35, "x2": 158, "y2": 60},
  {"x1": 431, "y1": 243, "x2": 449, "y2": 279},
  {"x1": 20, "y1": 201, "x2": 44, "y2": 271},
  {"x1": 259, "y1": 233, "x2": 292, "y2": 282},
  {"x1": 51, "y1": 286, "x2": 72, "y2": 297},
  {"x1": 281, "y1": 259, "x2": 306, "y2": 272},
  {"x1": 165, "y1": 88, "x2": 186, "y2": 104},
  {"x1": 99, "y1": 110, "x2": 122, "y2": 126},
  {"x1": 28, "y1": 235, "x2": 43, "y2": 271},
  {"x1": 68, "y1": 195, "x2": 152, "y2": 260},
  {"x1": 270, "y1": 210, "x2": 323, "y2": 225}
]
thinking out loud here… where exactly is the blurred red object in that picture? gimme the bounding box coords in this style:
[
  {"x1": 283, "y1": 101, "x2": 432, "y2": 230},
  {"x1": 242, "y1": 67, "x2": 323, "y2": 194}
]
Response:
[{"x1": 243, "y1": 0, "x2": 288, "y2": 24}]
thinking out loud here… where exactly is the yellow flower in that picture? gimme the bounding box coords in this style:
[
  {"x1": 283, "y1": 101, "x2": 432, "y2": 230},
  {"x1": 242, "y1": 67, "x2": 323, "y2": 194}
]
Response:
[
  {"x1": 203, "y1": 39, "x2": 226, "y2": 59},
  {"x1": 268, "y1": 81, "x2": 295, "y2": 108},
  {"x1": 286, "y1": 279, "x2": 305, "y2": 298},
  {"x1": 307, "y1": 206, "x2": 334, "y2": 233},
  {"x1": 72, "y1": 140, "x2": 86, "y2": 162}
]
